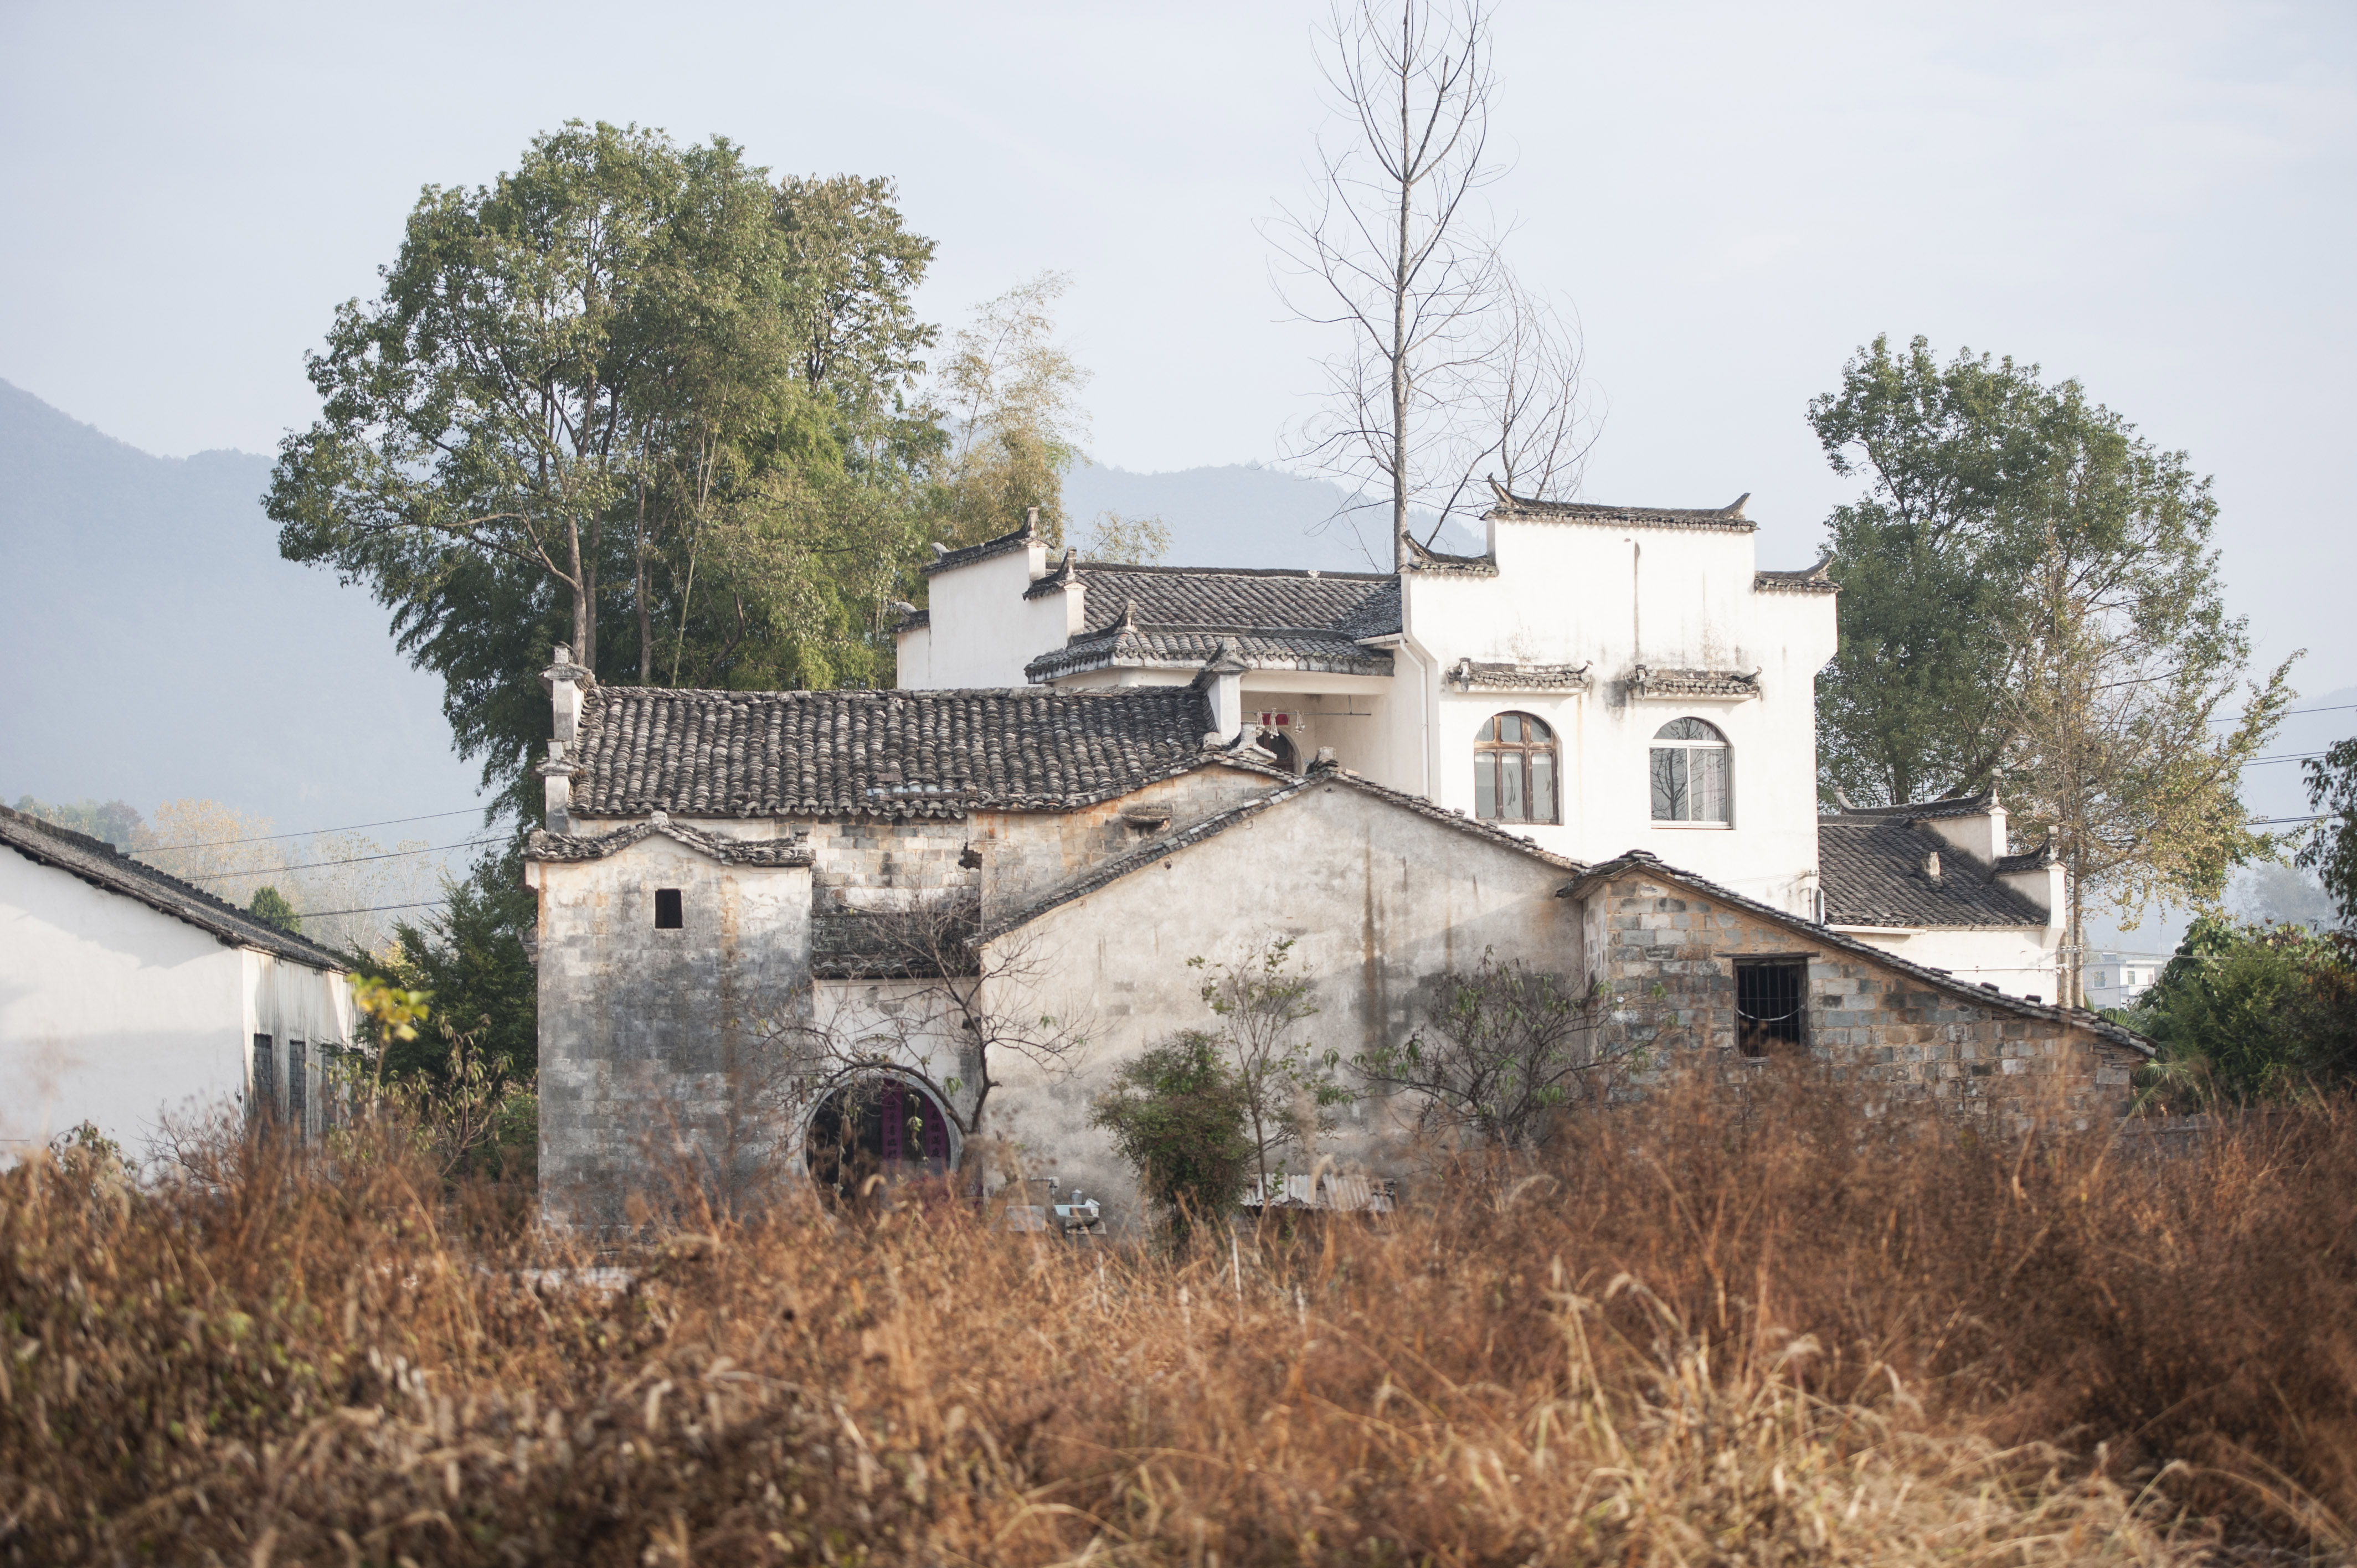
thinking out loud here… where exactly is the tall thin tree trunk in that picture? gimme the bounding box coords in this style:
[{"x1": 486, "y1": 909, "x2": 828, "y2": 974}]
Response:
[
  {"x1": 1391, "y1": 2, "x2": 1413, "y2": 574},
  {"x1": 635, "y1": 467, "x2": 652, "y2": 683},
  {"x1": 567, "y1": 519, "x2": 589, "y2": 666}
]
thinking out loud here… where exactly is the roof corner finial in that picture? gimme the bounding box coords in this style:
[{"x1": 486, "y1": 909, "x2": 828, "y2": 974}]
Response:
[
  {"x1": 1723, "y1": 492, "x2": 1752, "y2": 518},
  {"x1": 1119, "y1": 598, "x2": 1139, "y2": 630},
  {"x1": 1486, "y1": 475, "x2": 1514, "y2": 507}
]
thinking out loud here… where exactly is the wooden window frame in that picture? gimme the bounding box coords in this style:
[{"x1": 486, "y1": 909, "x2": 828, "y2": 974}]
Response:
[{"x1": 1473, "y1": 711, "x2": 1560, "y2": 825}]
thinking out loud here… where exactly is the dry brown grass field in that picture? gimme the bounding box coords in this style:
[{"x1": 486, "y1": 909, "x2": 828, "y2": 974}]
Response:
[{"x1": 3, "y1": 1080, "x2": 2353, "y2": 1566}]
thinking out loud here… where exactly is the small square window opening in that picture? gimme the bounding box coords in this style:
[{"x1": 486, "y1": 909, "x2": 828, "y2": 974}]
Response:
[
  {"x1": 1734, "y1": 958, "x2": 1808, "y2": 1058},
  {"x1": 655, "y1": 888, "x2": 684, "y2": 929}
]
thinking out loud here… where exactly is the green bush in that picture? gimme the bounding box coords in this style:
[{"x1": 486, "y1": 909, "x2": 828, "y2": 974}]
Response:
[
  {"x1": 1090, "y1": 1031, "x2": 1253, "y2": 1233},
  {"x1": 2132, "y1": 914, "x2": 2357, "y2": 1106}
]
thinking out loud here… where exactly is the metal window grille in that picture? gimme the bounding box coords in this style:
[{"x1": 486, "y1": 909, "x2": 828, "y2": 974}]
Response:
[
  {"x1": 1735, "y1": 959, "x2": 1808, "y2": 1058},
  {"x1": 288, "y1": 1041, "x2": 307, "y2": 1143},
  {"x1": 251, "y1": 1034, "x2": 276, "y2": 1121}
]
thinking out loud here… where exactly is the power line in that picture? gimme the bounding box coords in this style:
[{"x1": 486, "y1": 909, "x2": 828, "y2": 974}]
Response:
[
  {"x1": 170, "y1": 835, "x2": 503, "y2": 882},
  {"x1": 2245, "y1": 751, "x2": 2328, "y2": 766},
  {"x1": 295, "y1": 899, "x2": 452, "y2": 920},
  {"x1": 2212, "y1": 703, "x2": 2357, "y2": 724},
  {"x1": 138, "y1": 806, "x2": 498, "y2": 852}
]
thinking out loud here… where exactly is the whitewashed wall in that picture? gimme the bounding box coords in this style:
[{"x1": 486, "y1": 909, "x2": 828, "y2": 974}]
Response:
[{"x1": 0, "y1": 852, "x2": 350, "y2": 1160}]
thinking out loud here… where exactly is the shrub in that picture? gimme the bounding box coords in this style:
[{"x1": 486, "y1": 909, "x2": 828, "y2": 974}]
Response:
[
  {"x1": 1090, "y1": 1030, "x2": 1253, "y2": 1231},
  {"x1": 2133, "y1": 914, "x2": 2357, "y2": 1105}
]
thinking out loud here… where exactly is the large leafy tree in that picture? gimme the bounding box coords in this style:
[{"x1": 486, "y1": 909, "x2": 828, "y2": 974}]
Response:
[
  {"x1": 2299, "y1": 739, "x2": 2357, "y2": 930},
  {"x1": 1812, "y1": 337, "x2": 2293, "y2": 1005},
  {"x1": 270, "y1": 123, "x2": 944, "y2": 820}
]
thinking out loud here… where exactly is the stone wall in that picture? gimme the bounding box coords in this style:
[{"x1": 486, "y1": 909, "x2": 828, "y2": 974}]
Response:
[
  {"x1": 528, "y1": 833, "x2": 812, "y2": 1230},
  {"x1": 1581, "y1": 868, "x2": 2141, "y2": 1132}
]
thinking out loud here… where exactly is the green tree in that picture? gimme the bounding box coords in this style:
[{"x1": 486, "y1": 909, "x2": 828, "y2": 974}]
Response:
[
  {"x1": 270, "y1": 123, "x2": 946, "y2": 821},
  {"x1": 2132, "y1": 915, "x2": 2357, "y2": 1105},
  {"x1": 245, "y1": 885, "x2": 301, "y2": 935},
  {"x1": 1812, "y1": 337, "x2": 2292, "y2": 1005},
  {"x1": 936, "y1": 272, "x2": 1090, "y2": 548},
  {"x1": 1089, "y1": 1032, "x2": 1253, "y2": 1233},
  {"x1": 1807, "y1": 337, "x2": 2049, "y2": 805},
  {"x1": 363, "y1": 854, "x2": 539, "y2": 1086},
  {"x1": 1188, "y1": 938, "x2": 1352, "y2": 1193},
  {"x1": 2298, "y1": 737, "x2": 2357, "y2": 929}
]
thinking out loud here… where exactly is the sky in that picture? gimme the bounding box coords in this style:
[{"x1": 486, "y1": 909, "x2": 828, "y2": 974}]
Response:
[{"x1": 3, "y1": 0, "x2": 2352, "y2": 698}]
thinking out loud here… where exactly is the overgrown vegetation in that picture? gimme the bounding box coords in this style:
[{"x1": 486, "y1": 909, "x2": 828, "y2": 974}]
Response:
[
  {"x1": 4, "y1": 1081, "x2": 2353, "y2": 1564},
  {"x1": 2128, "y1": 914, "x2": 2357, "y2": 1107},
  {"x1": 1089, "y1": 1031, "x2": 1254, "y2": 1232}
]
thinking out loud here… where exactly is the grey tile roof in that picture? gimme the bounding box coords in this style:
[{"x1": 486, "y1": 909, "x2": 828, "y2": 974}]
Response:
[
  {"x1": 524, "y1": 814, "x2": 816, "y2": 865},
  {"x1": 978, "y1": 765, "x2": 1579, "y2": 942},
  {"x1": 1819, "y1": 818, "x2": 2049, "y2": 929},
  {"x1": 566, "y1": 686, "x2": 1218, "y2": 820},
  {"x1": 1628, "y1": 666, "x2": 1762, "y2": 700},
  {"x1": 1486, "y1": 489, "x2": 1757, "y2": 534},
  {"x1": 1061, "y1": 564, "x2": 1401, "y2": 638},
  {"x1": 1994, "y1": 835, "x2": 2058, "y2": 875},
  {"x1": 1026, "y1": 626, "x2": 1393, "y2": 683},
  {"x1": 1560, "y1": 849, "x2": 2153, "y2": 1058},
  {"x1": 0, "y1": 804, "x2": 352, "y2": 969},
  {"x1": 1754, "y1": 551, "x2": 1838, "y2": 595},
  {"x1": 921, "y1": 516, "x2": 1039, "y2": 577},
  {"x1": 1445, "y1": 658, "x2": 1592, "y2": 692},
  {"x1": 1016, "y1": 563, "x2": 1403, "y2": 684},
  {"x1": 1404, "y1": 535, "x2": 1498, "y2": 576}
]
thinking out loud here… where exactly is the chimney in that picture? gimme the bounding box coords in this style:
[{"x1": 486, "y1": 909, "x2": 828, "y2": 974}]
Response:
[
  {"x1": 537, "y1": 740, "x2": 576, "y2": 835},
  {"x1": 537, "y1": 644, "x2": 591, "y2": 833},
  {"x1": 1922, "y1": 849, "x2": 1942, "y2": 880}
]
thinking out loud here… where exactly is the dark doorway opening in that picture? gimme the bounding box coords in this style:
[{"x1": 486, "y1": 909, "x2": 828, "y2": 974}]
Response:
[
  {"x1": 1735, "y1": 958, "x2": 1808, "y2": 1058},
  {"x1": 1260, "y1": 729, "x2": 1298, "y2": 772},
  {"x1": 806, "y1": 1076, "x2": 955, "y2": 1199}
]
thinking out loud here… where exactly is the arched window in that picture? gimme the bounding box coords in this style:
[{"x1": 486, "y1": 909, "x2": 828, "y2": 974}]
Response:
[
  {"x1": 1651, "y1": 718, "x2": 1731, "y2": 823},
  {"x1": 1474, "y1": 711, "x2": 1558, "y2": 823}
]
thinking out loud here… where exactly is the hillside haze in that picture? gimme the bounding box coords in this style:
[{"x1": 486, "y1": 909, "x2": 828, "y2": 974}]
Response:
[{"x1": 0, "y1": 380, "x2": 486, "y2": 832}]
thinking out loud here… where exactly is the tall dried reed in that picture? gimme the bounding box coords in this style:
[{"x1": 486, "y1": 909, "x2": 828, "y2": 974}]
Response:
[{"x1": 3, "y1": 1077, "x2": 2350, "y2": 1565}]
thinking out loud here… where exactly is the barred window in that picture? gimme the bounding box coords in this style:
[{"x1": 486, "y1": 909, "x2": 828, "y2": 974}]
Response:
[
  {"x1": 1650, "y1": 718, "x2": 1731, "y2": 823},
  {"x1": 251, "y1": 1034, "x2": 276, "y2": 1122},
  {"x1": 288, "y1": 1041, "x2": 308, "y2": 1143},
  {"x1": 1735, "y1": 958, "x2": 1807, "y2": 1058},
  {"x1": 1474, "y1": 712, "x2": 1558, "y2": 824}
]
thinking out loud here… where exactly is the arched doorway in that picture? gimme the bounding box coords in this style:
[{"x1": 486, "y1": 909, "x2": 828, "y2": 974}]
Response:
[
  {"x1": 804, "y1": 1072, "x2": 959, "y2": 1199},
  {"x1": 1260, "y1": 728, "x2": 1298, "y2": 772}
]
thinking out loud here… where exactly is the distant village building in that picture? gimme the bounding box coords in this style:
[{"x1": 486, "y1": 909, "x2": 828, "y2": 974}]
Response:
[
  {"x1": 523, "y1": 492, "x2": 2145, "y2": 1230},
  {"x1": 2086, "y1": 950, "x2": 2174, "y2": 1012},
  {"x1": 0, "y1": 805, "x2": 353, "y2": 1159}
]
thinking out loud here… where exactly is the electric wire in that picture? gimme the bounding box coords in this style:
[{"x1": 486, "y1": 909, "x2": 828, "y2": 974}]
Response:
[
  {"x1": 170, "y1": 835, "x2": 504, "y2": 883},
  {"x1": 137, "y1": 806, "x2": 497, "y2": 852}
]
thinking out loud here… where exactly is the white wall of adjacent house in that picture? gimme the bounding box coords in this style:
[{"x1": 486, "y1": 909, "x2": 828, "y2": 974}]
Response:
[
  {"x1": 1825, "y1": 924, "x2": 2064, "y2": 1004},
  {"x1": 902, "y1": 541, "x2": 1069, "y2": 690},
  {"x1": 1399, "y1": 517, "x2": 1837, "y2": 914},
  {"x1": 0, "y1": 850, "x2": 350, "y2": 1160},
  {"x1": 2085, "y1": 951, "x2": 2174, "y2": 1012}
]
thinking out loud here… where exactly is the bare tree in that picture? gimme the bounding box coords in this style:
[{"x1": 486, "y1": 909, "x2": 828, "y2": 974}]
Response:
[
  {"x1": 1272, "y1": 1, "x2": 1596, "y2": 568},
  {"x1": 752, "y1": 899, "x2": 1095, "y2": 1186},
  {"x1": 1357, "y1": 950, "x2": 1630, "y2": 1150}
]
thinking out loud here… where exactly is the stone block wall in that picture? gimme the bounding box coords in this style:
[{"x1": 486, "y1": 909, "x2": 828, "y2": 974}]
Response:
[{"x1": 1582, "y1": 870, "x2": 2141, "y2": 1132}]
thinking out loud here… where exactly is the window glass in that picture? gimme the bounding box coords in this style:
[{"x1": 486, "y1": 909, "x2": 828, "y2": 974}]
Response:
[
  {"x1": 1650, "y1": 717, "x2": 1731, "y2": 822},
  {"x1": 1473, "y1": 710, "x2": 1560, "y2": 824}
]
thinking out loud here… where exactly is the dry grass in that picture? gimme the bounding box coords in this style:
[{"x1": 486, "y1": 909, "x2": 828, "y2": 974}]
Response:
[{"x1": 4, "y1": 1080, "x2": 2354, "y2": 1566}]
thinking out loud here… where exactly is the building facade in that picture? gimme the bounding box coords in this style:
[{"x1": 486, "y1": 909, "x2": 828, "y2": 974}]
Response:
[
  {"x1": 521, "y1": 491, "x2": 2141, "y2": 1228},
  {"x1": 1, "y1": 805, "x2": 354, "y2": 1160}
]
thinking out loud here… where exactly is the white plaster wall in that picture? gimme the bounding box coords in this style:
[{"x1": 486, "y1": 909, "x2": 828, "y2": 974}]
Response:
[
  {"x1": 908, "y1": 544, "x2": 1060, "y2": 689},
  {"x1": 0, "y1": 851, "x2": 347, "y2": 1159},
  {"x1": 1401, "y1": 518, "x2": 1836, "y2": 911},
  {"x1": 1834, "y1": 926, "x2": 2064, "y2": 1004},
  {"x1": 976, "y1": 783, "x2": 1583, "y2": 1225},
  {"x1": 894, "y1": 623, "x2": 932, "y2": 689}
]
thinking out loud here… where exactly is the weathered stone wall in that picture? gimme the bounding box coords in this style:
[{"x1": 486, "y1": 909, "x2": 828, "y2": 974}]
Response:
[
  {"x1": 528, "y1": 833, "x2": 811, "y2": 1229},
  {"x1": 968, "y1": 763, "x2": 1281, "y2": 924},
  {"x1": 1582, "y1": 869, "x2": 2140, "y2": 1132},
  {"x1": 982, "y1": 782, "x2": 1585, "y2": 1223}
]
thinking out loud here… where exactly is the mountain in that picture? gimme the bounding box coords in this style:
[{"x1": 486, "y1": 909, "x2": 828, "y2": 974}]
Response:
[
  {"x1": 1063, "y1": 461, "x2": 1481, "y2": 570},
  {"x1": 0, "y1": 379, "x2": 487, "y2": 834}
]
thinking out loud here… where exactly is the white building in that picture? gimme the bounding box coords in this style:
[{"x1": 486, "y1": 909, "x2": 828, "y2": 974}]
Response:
[
  {"x1": 897, "y1": 491, "x2": 2067, "y2": 990},
  {"x1": 0, "y1": 804, "x2": 354, "y2": 1160},
  {"x1": 2086, "y1": 950, "x2": 2173, "y2": 1012},
  {"x1": 899, "y1": 493, "x2": 1841, "y2": 913}
]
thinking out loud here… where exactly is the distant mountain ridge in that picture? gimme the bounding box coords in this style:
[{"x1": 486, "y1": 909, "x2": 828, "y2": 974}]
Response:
[{"x1": 0, "y1": 379, "x2": 485, "y2": 830}]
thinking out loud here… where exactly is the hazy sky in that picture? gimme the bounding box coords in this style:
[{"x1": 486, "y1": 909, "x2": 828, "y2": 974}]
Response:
[{"x1": 5, "y1": 0, "x2": 2351, "y2": 690}]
